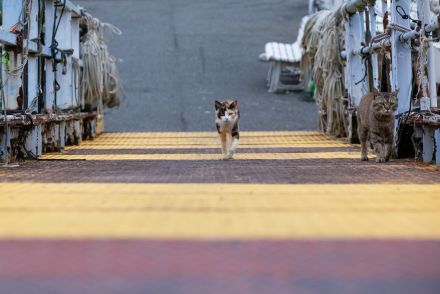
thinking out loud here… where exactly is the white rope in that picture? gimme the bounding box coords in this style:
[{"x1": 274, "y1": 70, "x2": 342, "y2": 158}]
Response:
[
  {"x1": 387, "y1": 22, "x2": 411, "y2": 33},
  {"x1": 80, "y1": 13, "x2": 123, "y2": 109},
  {"x1": 102, "y1": 22, "x2": 122, "y2": 36},
  {"x1": 302, "y1": 8, "x2": 347, "y2": 137},
  {"x1": 416, "y1": 0, "x2": 430, "y2": 101}
]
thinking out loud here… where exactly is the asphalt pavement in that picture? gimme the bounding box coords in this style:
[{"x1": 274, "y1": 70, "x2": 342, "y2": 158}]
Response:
[{"x1": 76, "y1": 0, "x2": 317, "y2": 132}]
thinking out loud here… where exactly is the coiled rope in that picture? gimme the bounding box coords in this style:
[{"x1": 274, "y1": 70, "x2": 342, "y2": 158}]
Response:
[
  {"x1": 80, "y1": 13, "x2": 123, "y2": 109},
  {"x1": 302, "y1": 8, "x2": 347, "y2": 137}
]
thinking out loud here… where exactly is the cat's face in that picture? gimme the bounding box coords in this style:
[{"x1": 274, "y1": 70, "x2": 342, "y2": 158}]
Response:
[
  {"x1": 373, "y1": 90, "x2": 398, "y2": 117},
  {"x1": 215, "y1": 99, "x2": 238, "y2": 122}
]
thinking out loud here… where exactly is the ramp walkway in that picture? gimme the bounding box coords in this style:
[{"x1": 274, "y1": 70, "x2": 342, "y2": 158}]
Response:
[{"x1": 0, "y1": 131, "x2": 439, "y2": 293}]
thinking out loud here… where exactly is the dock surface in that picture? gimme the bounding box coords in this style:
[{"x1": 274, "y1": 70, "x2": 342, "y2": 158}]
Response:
[{"x1": 1, "y1": 131, "x2": 439, "y2": 293}]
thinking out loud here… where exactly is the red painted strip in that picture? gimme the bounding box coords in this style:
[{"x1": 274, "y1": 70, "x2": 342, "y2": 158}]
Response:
[{"x1": 0, "y1": 240, "x2": 439, "y2": 278}]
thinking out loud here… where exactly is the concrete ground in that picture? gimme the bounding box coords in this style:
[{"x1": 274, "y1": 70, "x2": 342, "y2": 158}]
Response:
[{"x1": 75, "y1": 0, "x2": 316, "y2": 132}]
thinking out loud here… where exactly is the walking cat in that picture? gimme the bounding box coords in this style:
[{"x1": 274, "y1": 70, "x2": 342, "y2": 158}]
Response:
[
  {"x1": 215, "y1": 99, "x2": 240, "y2": 160},
  {"x1": 357, "y1": 89, "x2": 398, "y2": 163}
]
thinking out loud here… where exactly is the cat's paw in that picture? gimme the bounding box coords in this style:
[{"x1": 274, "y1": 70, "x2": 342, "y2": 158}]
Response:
[
  {"x1": 375, "y1": 157, "x2": 386, "y2": 163},
  {"x1": 223, "y1": 152, "x2": 234, "y2": 160},
  {"x1": 361, "y1": 155, "x2": 369, "y2": 161}
]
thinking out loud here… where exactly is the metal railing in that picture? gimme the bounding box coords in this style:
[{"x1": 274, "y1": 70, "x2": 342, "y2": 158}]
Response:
[
  {"x1": 0, "y1": 0, "x2": 113, "y2": 163},
  {"x1": 343, "y1": 0, "x2": 440, "y2": 165}
]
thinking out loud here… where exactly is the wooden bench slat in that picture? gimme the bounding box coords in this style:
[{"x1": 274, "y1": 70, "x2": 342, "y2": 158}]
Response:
[
  {"x1": 265, "y1": 42, "x2": 301, "y2": 63},
  {"x1": 280, "y1": 43, "x2": 289, "y2": 62},
  {"x1": 265, "y1": 42, "x2": 274, "y2": 60},
  {"x1": 272, "y1": 42, "x2": 281, "y2": 61},
  {"x1": 285, "y1": 43, "x2": 295, "y2": 62}
]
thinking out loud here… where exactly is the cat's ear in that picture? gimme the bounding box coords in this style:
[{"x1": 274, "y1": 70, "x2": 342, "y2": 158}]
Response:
[
  {"x1": 229, "y1": 99, "x2": 238, "y2": 109},
  {"x1": 215, "y1": 100, "x2": 222, "y2": 110},
  {"x1": 391, "y1": 88, "x2": 400, "y2": 97},
  {"x1": 373, "y1": 88, "x2": 381, "y2": 97}
]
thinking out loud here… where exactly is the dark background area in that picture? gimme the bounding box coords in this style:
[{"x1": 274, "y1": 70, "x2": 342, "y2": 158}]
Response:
[{"x1": 76, "y1": 0, "x2": 316, "y2": 132}]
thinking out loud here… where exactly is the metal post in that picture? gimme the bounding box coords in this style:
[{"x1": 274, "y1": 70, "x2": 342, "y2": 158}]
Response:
[
  {"x1": 45, "y1": 0, "x2": 56, "y2": 113},
  {"x1": 423, "y1": 126, "x2": 435, "y2": 163},
  {"x1": 27, "y1": 0, "x2": 40, "y2": 112},
  {"x1": 381, "y1": 0, "x2": 387, "y2": 16},
  {"x1": 369, "y1": 6, "x2": 379, "y2": 89},
  {"x1": 56, "y1": 5, "x2": 74, "y2": 110},
  {"x1": 389, "y1": 0, "x2": 413, "y2": 157},
  {"x1": 435, "y1": 128, "x2": 440, "y2": 166},
  {"x1": 308, "y1": 0, "x2": 314, "y2": 15},
  {"x1": 29, "y1": 0, "x2": 39, "y2": 41},
  {"x1": 2, "y1": 1, "x2": 24, "y2": 111},
  {"x1": 27, "y1": 58, "x2": 39, "y2": 111},
  {"x1": 59, "y1": 121, "x2": 66, "y2": 150},
  {"x1": 71, "y1": 17, "x2": 81, "y2": 107},
  {"x1": 347, "y1": 13, "x2": 367, "y2": 108},
  {"x1": 391, "y1": 0, "x2": 412, "y2": 115}
]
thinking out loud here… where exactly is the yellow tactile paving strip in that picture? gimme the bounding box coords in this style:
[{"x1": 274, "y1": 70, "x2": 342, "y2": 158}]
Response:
[
  {"x1": 5, "y1": 131, "x2": 440, "y2": 241},
  {"x1": 49, "y1": 131, "x2": 353, "y2": 158},
  {"x1": 68, "y1": 131, "x2": 348, "y2": 150},
  {"x1": 1, "y1": 183, "x2": 439, "y2": 239},
  {"x1": 40, "y1": 152, "x2": 360, "y2": 160},
  {"x1": 98, "y1": 131, "x2": 325, "y2": 138},
  {"x1": 65, "y1": 142, "x2": 347, "y2": 150}
]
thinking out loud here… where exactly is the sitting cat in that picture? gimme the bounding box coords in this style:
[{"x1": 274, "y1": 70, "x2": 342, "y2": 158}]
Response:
[
  {"x1": 215, "y1": 99, "x2": 240, "y2": 160},
  {"x1": 357, "y1": 89, "x2": 398, "y2": 163}
]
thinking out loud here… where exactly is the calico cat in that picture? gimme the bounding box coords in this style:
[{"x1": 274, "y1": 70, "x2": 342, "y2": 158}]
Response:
[
  {"x1": 357, "y1": 89, "x2": 398, "y2": 163},
  {"x1": 215, "y1": 99, "x2": 240, "y2": 160}
]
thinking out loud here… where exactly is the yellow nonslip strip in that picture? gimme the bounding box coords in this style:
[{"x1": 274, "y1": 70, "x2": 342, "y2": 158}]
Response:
[
  {"x1": 80, "y1": 137, "x2": 337, "y2": 143},
  {"x1": 0, "y1": 183, "x2": 439, "y2": 240},
  {"x1": 65, "y1": 131, "x2": 351, "y2": 150},
  {"x1": 98, "y1": 131, "x2": 324, "y2": 138},
  {"x1": 86, "y1": 136, "x2": 332, "y2": 142},
  {"x1": 40, "y1": 152, "x2": 361, "y2": 161},
  {"x1": 65, "y1": 143, "x2": 348, "y2": 150}
]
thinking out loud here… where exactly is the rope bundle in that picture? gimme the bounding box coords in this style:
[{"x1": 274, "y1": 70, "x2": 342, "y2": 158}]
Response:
[
  {"x1": 301, "y1": 9, "x2": 347, "y2": 137},
  {"x1": 80, "y1": 13, "x2": 122, "y2": 110}
]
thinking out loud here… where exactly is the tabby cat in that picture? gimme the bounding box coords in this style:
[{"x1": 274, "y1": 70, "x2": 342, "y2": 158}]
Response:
[
  {"x1": 357, "y1": 89, "x2": 398, "y2": 163},
  {"x1": 215, "y1": 99, "x2": 240, "y2": 160}
]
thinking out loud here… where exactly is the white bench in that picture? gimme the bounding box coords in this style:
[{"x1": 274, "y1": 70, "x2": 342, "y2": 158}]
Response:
[{"x1": 260, "y1": 16, "x2": 309, "y2": 93}]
